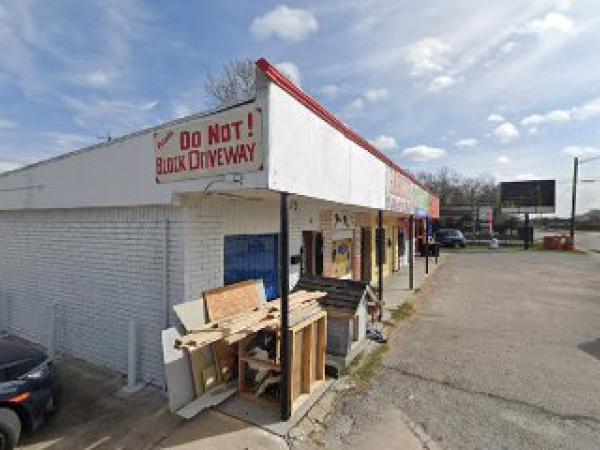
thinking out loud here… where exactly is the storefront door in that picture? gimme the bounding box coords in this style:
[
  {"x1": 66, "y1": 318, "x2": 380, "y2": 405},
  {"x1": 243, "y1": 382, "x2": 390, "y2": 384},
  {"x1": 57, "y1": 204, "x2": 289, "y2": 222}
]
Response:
[{"x1": 360, "y1": 227, "x2": 372, "y2": 283}]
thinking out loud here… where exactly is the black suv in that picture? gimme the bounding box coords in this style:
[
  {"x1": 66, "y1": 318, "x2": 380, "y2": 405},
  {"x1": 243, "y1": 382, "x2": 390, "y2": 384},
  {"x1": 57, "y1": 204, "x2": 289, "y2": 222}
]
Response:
[
  {"x1": 0, "y1": 338, "x2": 59, "y2": 450},
  {"x1": 437, "y1": 228, "x2": 467, "y2": 248}
]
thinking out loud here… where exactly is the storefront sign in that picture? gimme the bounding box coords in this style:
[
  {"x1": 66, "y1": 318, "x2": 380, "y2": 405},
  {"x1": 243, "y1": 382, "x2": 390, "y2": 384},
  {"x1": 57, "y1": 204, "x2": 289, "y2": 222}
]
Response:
[
  {"x1": 154, "y1": 103, "x2": 263, "y2": 183},
  {"x1": 385, "y1": 168, "x2": 412, "y2": 213},
  {"x1": 412, "y1": 184, "x2": 430, "y2": 217},
  {"x1": 333, "y1": 212, "x2": 355, "y2": 230}
]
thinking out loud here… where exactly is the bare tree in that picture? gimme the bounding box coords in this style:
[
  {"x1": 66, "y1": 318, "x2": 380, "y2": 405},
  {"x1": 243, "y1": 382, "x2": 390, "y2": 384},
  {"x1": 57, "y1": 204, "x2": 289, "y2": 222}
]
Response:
[{"x1": 204, "y1": 58, "x2": 256, "y2": 107}]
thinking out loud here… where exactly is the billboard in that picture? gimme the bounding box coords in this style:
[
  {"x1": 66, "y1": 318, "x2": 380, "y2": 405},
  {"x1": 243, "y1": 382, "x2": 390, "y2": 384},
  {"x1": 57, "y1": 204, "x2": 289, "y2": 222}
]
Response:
[
  {"x1": 154, "y1": 103, "x2": 263, "y2": 183},
  {"x1": 500, "y1": 179, "x2": 555, "y2": 214}
]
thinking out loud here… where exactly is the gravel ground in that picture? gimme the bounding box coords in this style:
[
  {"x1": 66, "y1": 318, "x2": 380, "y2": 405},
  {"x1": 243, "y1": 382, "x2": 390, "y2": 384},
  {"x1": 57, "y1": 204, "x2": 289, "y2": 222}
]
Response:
[{"x1": 320, "y1": 251, "x2": 600, "y2": 449}]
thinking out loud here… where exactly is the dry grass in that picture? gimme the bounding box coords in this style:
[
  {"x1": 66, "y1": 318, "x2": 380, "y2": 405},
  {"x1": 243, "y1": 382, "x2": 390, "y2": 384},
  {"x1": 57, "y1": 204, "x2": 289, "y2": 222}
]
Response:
[{"x1": 391, "y1": 302, "x2": 416, "y2": 321}]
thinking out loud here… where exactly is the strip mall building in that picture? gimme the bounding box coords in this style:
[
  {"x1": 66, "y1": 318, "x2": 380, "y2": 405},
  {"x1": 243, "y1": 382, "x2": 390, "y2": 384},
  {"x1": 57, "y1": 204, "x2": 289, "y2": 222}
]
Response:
[{"x1": 0, "y1": 59, "x2": 439, "y2": 386}]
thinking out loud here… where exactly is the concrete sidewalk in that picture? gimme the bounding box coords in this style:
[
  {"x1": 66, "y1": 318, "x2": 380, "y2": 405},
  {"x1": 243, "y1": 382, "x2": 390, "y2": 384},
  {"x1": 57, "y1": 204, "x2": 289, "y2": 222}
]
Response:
[
  {"x1": 160, "y1": 410, "x2": 288, "y2": 450},
  {"x1": 380, "y1": 254, "x2": 444, "y2": 320}
]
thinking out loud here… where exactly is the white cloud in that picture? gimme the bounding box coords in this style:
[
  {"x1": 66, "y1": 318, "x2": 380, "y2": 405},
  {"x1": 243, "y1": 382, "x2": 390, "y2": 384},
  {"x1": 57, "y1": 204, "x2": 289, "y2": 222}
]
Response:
[
  {"x1": 343, "y1": 97, "x2": 365, "y2": 117},
  {"x1": 0, "y1": 1, "x2": 152, "y2": 98},
  {"x1": 42, "y1": 132, "x2": 96, "y2": 152},
  {"x1": 521, "y1": 109, "x2": 571, "y2": 126},
  {"x1": 493, "y1": 122, "x2": 520, "y2": 143},
  {"x1": 500, "y1": 41, "x2": 518, "y2": 54},
  {"x1": 497, "y1": 155, "x2": 511, "y2": 164},
  {"x1": 405, "y1": 37, "x2": 451, "y2": 77},
  {"x1": 0, "y1": 117, "x2": 17, "y2": 129},
  {"x1": 172, "y1": 102, "x2": 194, "y2": 119},
  {"x1": 487, "y1": 113, "x2": 505, "y2": 123},
  {"x1": 455, "y1": 138, "x2": 479, "y2": 148},
  {"x1": 554, "y1": 0, "x2": 575, "y2": 11},
  {"x1": 521, "y1": 96, "x2": 600, "y2": 128},
  {"x1": 523, "y1": 12, "x2": 575, "y2": 35},
  {"x1": 0, "y1": 160, "x2": 22, "y2": 173},
  {"x1": 370, "y1": 134, "x2": 398, "y2": 150},
  {"x1": 275, "y1": 61, "x2": 302, "y2": 87},
  {"x1": 62, "y1": 96, "x2": 159, "y2": 132},
  {"x1": 321, "y1": 84, "x2": 340, "y2": 99},
  {"x1": 563, "y1": 145, "x2": 600, "y2": 157},
  {"x1": 364, "y1": 88, "x2": 389, "y2": 102},
  {"x1": 72, "y1": 70, "x2": 119, "y2": 88},
  {"x1": 402, "y1": 145, "x2": 446, "y2": 162},
  {"x1": 249, "y1": 5, "x2": 318, "y2": 42},
  {"x1": 427, "y1": 75, "x2": 456, "y2": 93},
  {"x1": 516, "y1": 173, "x2": 535, "y2": 180}
]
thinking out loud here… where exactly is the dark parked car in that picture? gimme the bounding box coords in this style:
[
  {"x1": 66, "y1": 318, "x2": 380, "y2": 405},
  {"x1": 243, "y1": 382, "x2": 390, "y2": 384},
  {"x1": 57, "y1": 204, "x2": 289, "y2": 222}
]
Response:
[
  {"x1": 0, "y1": 338, "x2": 59, "y2": 449},
  {"x1": 437, "y1": 228, "x2": 467, "y2": 248}
]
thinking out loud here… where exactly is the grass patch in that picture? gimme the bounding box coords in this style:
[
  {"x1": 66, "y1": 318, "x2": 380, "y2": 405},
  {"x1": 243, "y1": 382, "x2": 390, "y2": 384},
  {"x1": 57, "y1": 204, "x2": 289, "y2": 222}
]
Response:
[
  {"x1": 351, "y1": 344, "x2": 389, "y2": 384},
  {"x1": 391, "y1": 302, "x2": 416, "y2": 321}
]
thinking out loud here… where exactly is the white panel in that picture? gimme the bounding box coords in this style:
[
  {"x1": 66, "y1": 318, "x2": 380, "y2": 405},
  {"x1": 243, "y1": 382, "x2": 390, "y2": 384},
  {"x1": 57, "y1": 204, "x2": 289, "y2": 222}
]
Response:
[{"x1": 267, "y1": 83, "x2": 387, "y2": 209}]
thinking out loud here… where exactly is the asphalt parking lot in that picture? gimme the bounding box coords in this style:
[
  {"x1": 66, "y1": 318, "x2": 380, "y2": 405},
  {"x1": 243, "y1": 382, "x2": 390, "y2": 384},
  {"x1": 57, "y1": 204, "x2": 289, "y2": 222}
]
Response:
[
  {"x1": 17, "y1": 358, "x2": 181, "y2": 449},
  {"x1": 322, "y1": 250, "x2": 600, "y2": 449}
]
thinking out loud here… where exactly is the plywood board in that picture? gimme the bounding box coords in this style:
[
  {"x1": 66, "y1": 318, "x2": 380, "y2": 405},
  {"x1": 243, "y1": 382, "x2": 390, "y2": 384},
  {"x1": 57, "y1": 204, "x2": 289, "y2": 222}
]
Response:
[
  {"x1": 213, "y1": 340, "x2": 237, "y2": 382},
  {"x1": 176, "y1": 381, "x2": 237, "y2": 419},
  {"x1": 188, "y1": 346, "x2": 212, "y2": 396},
  {"x1": 301, "y1": 324, "x2": 312, "y2": 393},
  {"x1": 317, "y1": 316, "x2": 327, "y2": 380},
  {"x1": 173, "y1": 299, "x2": 205, "y2": 331},
  {"x1": 204, "y1": 280, "x2": 264, "y2": 322},
  {"x1": 161, "y1": 327, "x2": 195, "y2": 413},
  {"x1": 202, "y1": 366, "x2": 218, "y2": 391},
  {"x1": 291, "y1": 329, "x2": 304, "y2": 401}
]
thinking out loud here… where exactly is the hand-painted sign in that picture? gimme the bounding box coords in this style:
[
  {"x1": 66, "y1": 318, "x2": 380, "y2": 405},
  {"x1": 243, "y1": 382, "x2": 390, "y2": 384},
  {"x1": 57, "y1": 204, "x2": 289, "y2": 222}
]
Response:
[
  {"x1": 333, "y1": 212, "x2": 355, "y2": 230},
  {"x1": 412, "y1": 184, "x2": 430, "y2": 218},
  {"x1": 154, "y1": 103, "x2": 262, "y2": 183},
  {"x1": 385, "y1": 167, "x2": 413, "y2": 213}
]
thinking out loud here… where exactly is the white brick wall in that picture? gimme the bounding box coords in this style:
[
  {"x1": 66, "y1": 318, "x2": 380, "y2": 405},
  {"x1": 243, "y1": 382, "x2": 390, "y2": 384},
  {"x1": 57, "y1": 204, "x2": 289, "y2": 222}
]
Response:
[
  {"x1": 0, "y1": 195, "x2": 327, "y2": 387},
  {"x1": 0, "y1": 206, "x2": 185, "y2": 386},
  {"x1": 182, "y1": 194, "x2": 323, "y2": 312}
]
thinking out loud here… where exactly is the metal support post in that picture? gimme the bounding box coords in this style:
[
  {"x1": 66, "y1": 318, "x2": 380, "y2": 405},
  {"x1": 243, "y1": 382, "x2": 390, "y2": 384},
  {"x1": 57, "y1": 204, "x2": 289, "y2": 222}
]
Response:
[
  {"x1": 280, "y1": 192, "x2": 291, "y2": 420},
  {"x1": 377, "y1": 210, "x2": 384, "y2": 302},
  {"x1": 570, "y1": 157, "x2": 578, "y2": 246},
  {"x1": 425, "y1": 217, "x2": 429, "y2": 275},
  {"x1": 524, "y1": 213, "x2": 530, "y2": 250},
  {"x1": 122, "y1": 319, "x2": 144, "y2": 394},
  {"x1": 409, "y1": 215, "x2": 414, "y2": 290}
]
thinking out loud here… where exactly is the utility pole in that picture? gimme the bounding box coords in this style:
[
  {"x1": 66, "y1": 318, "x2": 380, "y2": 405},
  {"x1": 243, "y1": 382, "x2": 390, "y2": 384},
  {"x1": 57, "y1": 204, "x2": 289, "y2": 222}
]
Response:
[{"x1": 570, "y1": 157, "x2": 578, "y2": 245}]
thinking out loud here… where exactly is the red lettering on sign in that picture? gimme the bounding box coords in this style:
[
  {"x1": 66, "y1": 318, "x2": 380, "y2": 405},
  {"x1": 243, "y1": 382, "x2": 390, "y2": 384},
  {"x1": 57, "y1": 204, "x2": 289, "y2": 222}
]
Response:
[
  {"x1": 156, "y1": 130, "x2": 174, "y2": 151},
  {"x1": 180, "y1": 131, "x2": 190, "y2": 150},
  {"x1": 189, "y1": 150, "x2": 200, "y2": 170},
  {"x1": 247, "y1": 142, "x2": 255, "y2": 161},
  {"x1": 231, "y1": 120, "x2": 242, "y2": 140},
  {"x1": 247, "y1": 113, "x2": 253, "y2": 137},
  {"x1": 191, "y1": 131, "x2": 201, "y2": 148},
  {"x1": 208, "y1": 124, "x2": 219, "y2": 145},
  {"x1": 221, "y1": 124, "x2": 231, "y2": 143}
]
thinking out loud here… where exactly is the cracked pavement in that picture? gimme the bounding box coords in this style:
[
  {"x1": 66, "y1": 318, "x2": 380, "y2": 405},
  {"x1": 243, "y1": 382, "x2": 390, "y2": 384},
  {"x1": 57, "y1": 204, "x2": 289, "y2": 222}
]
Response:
[{"x1": 320, "y1": 251, "x2": 600, "y2": 449}]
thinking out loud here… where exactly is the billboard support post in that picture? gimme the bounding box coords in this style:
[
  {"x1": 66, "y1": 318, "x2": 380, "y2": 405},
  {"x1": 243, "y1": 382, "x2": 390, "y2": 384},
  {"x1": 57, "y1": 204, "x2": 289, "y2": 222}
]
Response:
[
  {"x1": 570, "y1": 157, "x2": 578, "y2": 245},
  {"x1": 524, "y1": 213, "x2": 530, "y2": 250}
]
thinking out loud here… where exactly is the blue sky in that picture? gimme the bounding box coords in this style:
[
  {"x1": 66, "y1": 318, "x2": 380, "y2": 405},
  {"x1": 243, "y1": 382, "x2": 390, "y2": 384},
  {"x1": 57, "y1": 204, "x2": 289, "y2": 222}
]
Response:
[{"x1": 1, "y1": 0, "x2": 599, "y2": 216}]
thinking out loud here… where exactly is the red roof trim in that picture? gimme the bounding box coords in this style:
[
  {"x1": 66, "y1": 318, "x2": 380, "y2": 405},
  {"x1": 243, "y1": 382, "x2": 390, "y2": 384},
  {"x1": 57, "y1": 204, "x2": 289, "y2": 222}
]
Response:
[{"x1": 255, "y1": 58, "x2": 436, "y2": 197}]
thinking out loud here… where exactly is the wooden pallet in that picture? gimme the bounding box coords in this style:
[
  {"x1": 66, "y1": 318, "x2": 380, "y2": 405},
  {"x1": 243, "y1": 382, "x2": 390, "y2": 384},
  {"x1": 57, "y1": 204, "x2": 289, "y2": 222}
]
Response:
[
  {"x1": 175, "y1": 291, "x2": 326, "y2": 349},
  {"x1": 236, "y1": 310, "x2": 327, "y2": 414}
]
